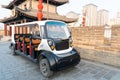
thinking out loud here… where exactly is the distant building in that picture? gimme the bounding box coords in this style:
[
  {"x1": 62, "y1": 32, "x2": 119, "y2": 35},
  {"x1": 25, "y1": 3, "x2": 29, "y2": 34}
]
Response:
[
  {"x1": 97, "y1": 9, "x2": 109, "y2": 26},
  {"x1": 83, "y1": 3, "x2": 97, "y2": 26},
  {"x1": 110, "y1": 12, "x2": 120, "y2": 25},
  {"x1": 110, "y1": 18, "x2": 120, "y2": 25}
]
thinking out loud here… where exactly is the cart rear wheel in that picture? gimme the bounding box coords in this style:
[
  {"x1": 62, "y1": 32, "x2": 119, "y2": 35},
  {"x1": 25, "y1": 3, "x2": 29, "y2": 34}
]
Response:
[
  {"x1": 11, "y1": 46, "x2": 16, "y2": 55},
  {"x1": 39, "y1": 58, "x2": 53, "y2": 77}
]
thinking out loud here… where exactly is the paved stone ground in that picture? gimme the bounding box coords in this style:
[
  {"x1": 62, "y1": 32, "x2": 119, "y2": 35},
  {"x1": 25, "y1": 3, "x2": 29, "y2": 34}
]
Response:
[{"x1": 0, "y1": 42, "x2": 120, "y2": 80}]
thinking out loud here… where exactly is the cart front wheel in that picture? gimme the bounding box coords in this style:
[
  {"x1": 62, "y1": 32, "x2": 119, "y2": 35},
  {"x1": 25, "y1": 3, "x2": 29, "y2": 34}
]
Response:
[{"x1": 39, "y1": 58, "x2": 53, "y2": 77}]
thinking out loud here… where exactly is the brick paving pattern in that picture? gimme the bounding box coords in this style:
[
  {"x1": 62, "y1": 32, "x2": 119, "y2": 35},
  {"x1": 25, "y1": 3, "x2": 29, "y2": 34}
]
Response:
[{"x1": 0, "y1": 42, "x2": 120, "y2": 80}]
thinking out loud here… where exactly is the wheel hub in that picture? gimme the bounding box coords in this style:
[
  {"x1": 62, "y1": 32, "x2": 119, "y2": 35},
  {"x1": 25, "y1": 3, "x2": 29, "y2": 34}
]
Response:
[{"x1": 41, "y1": 63, "x2": 48, "y2": 75}]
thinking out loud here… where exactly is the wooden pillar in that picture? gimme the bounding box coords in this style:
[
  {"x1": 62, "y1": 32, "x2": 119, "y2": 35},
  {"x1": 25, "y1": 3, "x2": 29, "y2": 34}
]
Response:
[
  {"x1": 21, "y1": 20, "x2": 24, "y2": 34},
  {"x1": 9, "y1": 26, "x2": 12, "y2": 36},
  {"x1": 18, "y1": 27, "x2": 20, "y2": 34},
  {"x1": 24, "y1": 19, "x2": 27, "y2": 33},
  {"x1": 14, "y1": 22, "x2": 16, "y2": 34},
  {"x1": 18, "y1": 22, "x2": 20, "y2": 34},
  {"x1": 4, "y1": 24, "x2": 7, "y2": 36}
]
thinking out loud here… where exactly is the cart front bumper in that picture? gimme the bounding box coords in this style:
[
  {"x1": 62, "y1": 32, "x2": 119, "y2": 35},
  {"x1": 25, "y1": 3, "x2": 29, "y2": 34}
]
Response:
[{"x1": 54, "y1": 49, "x2": 80, "y2": 70}]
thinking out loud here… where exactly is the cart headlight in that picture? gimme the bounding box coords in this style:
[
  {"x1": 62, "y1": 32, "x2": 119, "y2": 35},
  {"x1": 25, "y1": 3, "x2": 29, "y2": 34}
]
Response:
[
  {"x1": 48, "y1": 40, "x2": 55, "y2": 50},
  {"x1": 69, "y1": 38, "x2": 73, "y2": 47},
  {"x1": 48, "y1": 40, "x2": 53, "y2": 46}
]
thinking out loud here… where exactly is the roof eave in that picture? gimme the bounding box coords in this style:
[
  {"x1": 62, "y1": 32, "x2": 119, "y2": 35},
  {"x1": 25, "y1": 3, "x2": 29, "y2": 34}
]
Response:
[
  {"x1": 2, "y1": 0, "x2": 69, "y2": 10},
  {"x1": 0, "y1": 7, "x2": 76, "y2": 24}
]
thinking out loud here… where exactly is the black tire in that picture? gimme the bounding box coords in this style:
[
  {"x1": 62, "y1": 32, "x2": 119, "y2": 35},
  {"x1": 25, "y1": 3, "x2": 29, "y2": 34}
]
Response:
[
  {"x1": 39, "y1": 58, "x2": 53, "y2": 78},
  {"x1": 11, "y1": 45, "x2": 16, "y2": 55}
]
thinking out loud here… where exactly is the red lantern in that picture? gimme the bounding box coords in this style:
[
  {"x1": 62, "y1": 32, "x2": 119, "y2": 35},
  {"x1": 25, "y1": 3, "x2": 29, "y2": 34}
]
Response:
[
  {"x1": 82, "y1": 17, "x2": 86, "y2": 27},
  {"x1": 37, "y1": 12, "x2": 43, "y2": 20},
  {"x1": 38, "y1": 3, "x2": 43, "y2": 11},
  {"x1": 39, "y1": 0, "x2": 43, "y2": 3},
  {"x1": 82, "y1": 22, "x2": 85, "y2": 24},
  {"x1": 38, "y1": 0, "x2": 43, "y2": 21},
  {"x1": 83, "y1": 17, "x2": 85, "y2": 20}
]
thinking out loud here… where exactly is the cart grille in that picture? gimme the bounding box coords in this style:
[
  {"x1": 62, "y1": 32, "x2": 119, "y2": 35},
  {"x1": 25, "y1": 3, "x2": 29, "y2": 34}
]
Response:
[{"x1": 55, "y1": 39, "x2": 69, "y2": 50}]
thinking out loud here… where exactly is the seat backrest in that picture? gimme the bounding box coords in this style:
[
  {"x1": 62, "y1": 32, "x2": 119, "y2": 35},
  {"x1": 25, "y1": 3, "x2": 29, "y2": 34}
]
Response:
[
  {"x1": 19, "y1": 36, "x2": 23, "y2": 42},
  {"x1": 14, "y1": 34, "x2": 20, "y2": 41},
  {"x1": 32, "y1": 39, "x2": 41, "y2": 45},
  {"x1": 24, "y1": 34, "x2": 31, "y2": 43},
  {"x1": 25, "y1": 38, "x2": 30, "y2": 43}
]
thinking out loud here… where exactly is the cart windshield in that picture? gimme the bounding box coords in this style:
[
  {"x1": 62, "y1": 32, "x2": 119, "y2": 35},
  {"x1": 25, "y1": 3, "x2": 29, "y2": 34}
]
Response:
[{"x1": 46, "y1": 21, "x2": 70, "y2": 39}]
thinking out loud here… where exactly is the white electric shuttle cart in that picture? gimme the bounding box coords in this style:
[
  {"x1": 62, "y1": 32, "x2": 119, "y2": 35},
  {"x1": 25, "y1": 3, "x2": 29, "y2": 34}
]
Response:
[{"x1": 10, "y1": 20, "x2": 80, "y2": 77}]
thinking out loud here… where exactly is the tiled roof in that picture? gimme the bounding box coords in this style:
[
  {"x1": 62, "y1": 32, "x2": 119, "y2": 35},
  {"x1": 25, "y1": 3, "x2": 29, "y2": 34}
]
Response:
[
  {"x1": 2, "y1": 0, "x2": 68, "y2": 9},
  {"x1": 0, "y1": 7, "x2": 76, "y2": 24}
]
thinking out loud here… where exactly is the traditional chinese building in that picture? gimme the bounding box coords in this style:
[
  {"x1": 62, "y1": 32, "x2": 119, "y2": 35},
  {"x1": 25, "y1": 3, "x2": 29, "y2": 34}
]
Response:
[{"x1": 0, "y1": 0, "x2": 76, "y2": 36}]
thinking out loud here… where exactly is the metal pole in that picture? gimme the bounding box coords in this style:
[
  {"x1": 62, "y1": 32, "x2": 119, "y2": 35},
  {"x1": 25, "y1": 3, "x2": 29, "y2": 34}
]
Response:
[{"x1": 47, "y1": 0, "x2": 49, "y2": 20}]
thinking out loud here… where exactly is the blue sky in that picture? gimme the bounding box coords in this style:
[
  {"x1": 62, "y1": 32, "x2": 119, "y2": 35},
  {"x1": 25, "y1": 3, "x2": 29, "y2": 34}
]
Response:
[{"x1": 0, "y1": 0, "x2": 120, "y2": 19}]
